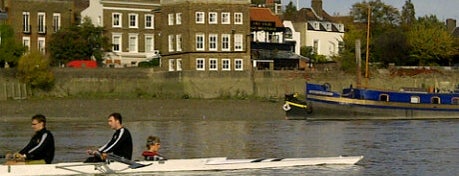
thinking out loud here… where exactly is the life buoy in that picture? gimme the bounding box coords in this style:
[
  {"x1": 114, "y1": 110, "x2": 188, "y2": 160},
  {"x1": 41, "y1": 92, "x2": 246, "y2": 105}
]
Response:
[{"x1": 282, "y1": 103, "x2": 291, "y2": 111}]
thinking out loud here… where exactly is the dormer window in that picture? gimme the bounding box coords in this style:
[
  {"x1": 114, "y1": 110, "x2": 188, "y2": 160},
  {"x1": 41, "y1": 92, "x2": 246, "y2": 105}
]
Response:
[
  {"x1": 314, "y1": 22, "x2": 319, "y2": 29},
  {"x1": 336, "y1": 24, "x2": 344, "y2": 32},
  {"x1": 325, "y1": 23, "x2": 331, "y2": 31}
]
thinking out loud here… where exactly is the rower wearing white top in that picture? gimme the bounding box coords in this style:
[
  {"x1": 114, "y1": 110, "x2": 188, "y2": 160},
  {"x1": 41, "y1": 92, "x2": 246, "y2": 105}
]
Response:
[{"x1": 85, "y1": 112, "x2": 132, "y2": 162}]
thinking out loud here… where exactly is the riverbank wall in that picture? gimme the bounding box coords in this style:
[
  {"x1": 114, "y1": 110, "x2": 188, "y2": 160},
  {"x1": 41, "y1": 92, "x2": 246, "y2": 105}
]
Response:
[{"x1": 1, "y1": 67, "x2": 459, "y2": 101}]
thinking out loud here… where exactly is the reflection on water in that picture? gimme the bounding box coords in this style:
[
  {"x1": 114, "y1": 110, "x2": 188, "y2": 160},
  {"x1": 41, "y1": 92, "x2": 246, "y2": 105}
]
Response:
[{"x1": 1, "y1": 118, "x2": 459, "y2": 175}]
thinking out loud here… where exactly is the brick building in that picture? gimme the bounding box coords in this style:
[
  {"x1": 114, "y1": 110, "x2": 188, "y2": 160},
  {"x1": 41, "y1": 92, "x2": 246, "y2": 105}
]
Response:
[
  {"x1": 4, "y1": 0, "x2": 75, "y2": 55},
  {"x1": 160, "y1": 0, "x2": 251, "y2": 72}
]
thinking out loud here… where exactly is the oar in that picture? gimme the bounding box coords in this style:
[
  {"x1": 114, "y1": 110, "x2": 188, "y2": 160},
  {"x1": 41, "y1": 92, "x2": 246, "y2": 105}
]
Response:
[{"x1": 107, "y1": 154, "x2": 151, "y2": 169}]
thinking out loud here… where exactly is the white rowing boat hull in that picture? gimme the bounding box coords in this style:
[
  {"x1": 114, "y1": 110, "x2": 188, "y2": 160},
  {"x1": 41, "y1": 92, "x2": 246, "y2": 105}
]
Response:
[{"x1": 1, "y1": 155, "x2": 363, "y2": 175}]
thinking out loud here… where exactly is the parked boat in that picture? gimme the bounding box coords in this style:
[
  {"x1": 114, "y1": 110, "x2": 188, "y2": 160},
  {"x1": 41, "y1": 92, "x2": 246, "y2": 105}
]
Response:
[
  {"x1": 1, "y1": 155, "x2": 363, "y2": 175},
  {"x1": 283, "y1": 82, "x2": 459, "y2": 120}
]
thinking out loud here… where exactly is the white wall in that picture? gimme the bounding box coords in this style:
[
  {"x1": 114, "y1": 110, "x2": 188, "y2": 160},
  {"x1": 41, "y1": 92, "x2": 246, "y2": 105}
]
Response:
[
  {"x1": 81, "y1": 0, "x2": 104, "y2": 26},
  {"x1": 305, "y1": 30, "x2": 343, "y2": 59},
  {"x1": 283, "y1": 20, "x2": 301, "y2": 55}
]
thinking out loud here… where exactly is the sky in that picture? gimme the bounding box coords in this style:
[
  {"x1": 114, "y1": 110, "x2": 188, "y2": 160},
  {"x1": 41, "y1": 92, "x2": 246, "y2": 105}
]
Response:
[{"x1": 282, "y1": 0, "x2": 459, "y2": 21}]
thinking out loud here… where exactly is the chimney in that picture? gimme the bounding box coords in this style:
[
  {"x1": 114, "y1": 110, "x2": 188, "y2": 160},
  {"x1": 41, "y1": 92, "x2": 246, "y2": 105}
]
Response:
[
  {"x1": 311, "y1": 0, "x2": 323, "y2": 18},
  {"x1": 446, "y1": 18, "x2": 456, "y2": 33}
]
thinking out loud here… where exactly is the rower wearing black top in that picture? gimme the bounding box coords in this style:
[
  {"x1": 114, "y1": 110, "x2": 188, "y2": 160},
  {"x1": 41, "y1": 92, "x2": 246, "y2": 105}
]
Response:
[
  {"x1": 14, "y1": 114, "x2": 55, "y2": 164},
  {"x1": 86, "y1": 113, "x2": 132, "y2": 162}
]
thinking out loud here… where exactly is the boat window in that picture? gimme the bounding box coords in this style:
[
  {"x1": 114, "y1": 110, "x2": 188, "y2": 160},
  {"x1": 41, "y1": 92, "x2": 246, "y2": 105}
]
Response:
[
  {"x1": 452, "y1": 97, "x2": 459, "y2": 105},
  {"x1": 431, "y1": 97, "x2": 440, "y2": 104},
  {"x1": 379, "y1": 94, "x2": 389, "y2": 102},
  {"x1": 410, "y1": 96, "x2": 420, "y2": 104}
]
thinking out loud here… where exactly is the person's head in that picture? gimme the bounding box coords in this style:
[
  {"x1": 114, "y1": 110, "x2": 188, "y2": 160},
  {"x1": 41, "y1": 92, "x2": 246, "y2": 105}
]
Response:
[
  {"x1": 146, "y1": 136, "x2": 161, "y2": 151},
  {"x1": 31, "y1": 114, "x2": 46, "y2": 132},
  {"x1": 107, "y1": 112, "x2": 123, "y2": 130}
]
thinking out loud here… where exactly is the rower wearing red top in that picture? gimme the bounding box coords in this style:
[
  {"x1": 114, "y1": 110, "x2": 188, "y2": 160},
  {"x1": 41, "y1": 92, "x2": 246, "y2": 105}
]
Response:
[{"x1": 142, "y1": 136, "x2": 165, "y2": 161}]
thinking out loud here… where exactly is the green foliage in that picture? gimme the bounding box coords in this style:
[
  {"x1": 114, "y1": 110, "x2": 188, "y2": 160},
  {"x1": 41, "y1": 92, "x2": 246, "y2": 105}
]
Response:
[
  {"x1": 282, "y1": 1, "x2": 297, "y2": 20},
  {"x1": 0, "y1": 24, "x2": 26, "y2": 67},
  {"x1": 17, "y1": 51, "x2": 55, "y2": 90},
  {"x1": 400, "y1": 0, "x2": 416, "y2": 27},
  {"x1": 49, "y1": 17, "x2": 110, "y2": 66},
  {"x1": 138, "y1": 58, "x2": 160, "y2": 68},
  {"x1": 406, "y1": 15, "x2": 457, "y2": 66}
]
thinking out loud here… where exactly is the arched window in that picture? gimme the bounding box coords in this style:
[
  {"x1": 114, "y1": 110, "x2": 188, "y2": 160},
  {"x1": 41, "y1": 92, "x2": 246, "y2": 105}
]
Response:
[
  {"x1": 452, "y1": 97, "x2": 459, "y2": 105},
  {"x1": 431, "y1": 97, "x2": 440, "y2": 104},
  {"x1": 379, "y1": 94, "x2": 389, "y2": 102}
]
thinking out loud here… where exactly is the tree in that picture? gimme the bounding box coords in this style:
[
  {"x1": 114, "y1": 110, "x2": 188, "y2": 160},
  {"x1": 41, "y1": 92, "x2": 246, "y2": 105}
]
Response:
[
  {"x1": 400, "y1": 0, "x2": 416, "y2": 28},
  {"x1": 406, "y1": 15, "x2": 457, "y2": 66},
  {"x1": 17, "y1": 51, "x2": 55, "y2": 90},
  {"x1": 282, "y1": 1, "x2": 297, "y2": 20},
  {"x1": 351, "y1": 0, "x2": 400, "y2": 33},
  {"x1": 49, "y1": 17, "x2": 110, "y2": 66},
  {"x1": 251, "y1": 0, "x2": 265, "y2": 5},
  {"x1": 0, "y1": 24, "x2": 26, "y2": 67}
]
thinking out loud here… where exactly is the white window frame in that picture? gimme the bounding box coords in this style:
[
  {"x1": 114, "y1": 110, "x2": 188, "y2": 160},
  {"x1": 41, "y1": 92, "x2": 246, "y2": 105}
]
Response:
[
  {"x1": 145, "y1": 14, "x2": 154, "y2": 29},
  {"x1": 221, "y1": 12, "x2": 230, "y2": 24},
  {"x1": 38, "y1": 12, "x2": 46, "y2": 33},
  {"x1": 129, "y1": 13, "x2": 138, "y2": 28},
  {"x1": 176, "y1": 13, "x2": 182, "y2": 25},
  {"x1": 234, "y1": 34, "x2": 243, "y2": 51},
  {"x1": 168, "y1": 13, "x2": 174, "y2": 25},
  {"x1": 168, "y1": 59, "x2": 175, "y2": 71},
  {"x1": 22, "y1": 12, "x2": 30, "y2": 33},
  {"x1": 209, "y1": 58, "x2": 218, "y2": 71},
  {"x1": 53, "y1": 13, "x2": 61, "y2": 32},
  {"x1": 221, "y1": 34, "x2": 231, "y2": 51},
  {"x1": 176, "y1": 59, "x2": 182, "y2": 71},
  {"x1": 38, "y1": 37, "x2": 46, "y2": 54},
  {"x1": 209, "y1": 12, "x2": 217, "y2": 24},
  {"x1": 222, "y1": 59, "x2": 230, "y2": 71},
  {"x1": 176, "y1": 34, "x2": 182, "y2": 52},
  {"x1": 168, "y1": 35, "x2": 175, "y2": 52},
  {"x1": 128, "y1": 33, "x2": 138, "y2": 53},
  {"x1": 235, "y1": 59, "x2": 243, "y2": 71},
  {"x1": 144, "y1": 34, "x2": 154, "y2": 53},
  {"x1": 196, "y1": 33, "x2": 205, "y2": 51},
  {"x1": 112, "y1": 13, "x2": 122, "y2": 28},
  {"x1": 209, "y1": 34, "x2": 218, "y2": 51},
  {"x1": 196, "y1": 58, "x2": 205, "y2": 71},
  {"x1": 112, "y1": 33, "x2": 122, "y2": 52},
  {"x1": 196, "y1": 12, "x2": 205, "y2": 24},
  {"x1": 22, "y1": 36, "x2": 31, "y2": 51},
  {"x1": 234, "y1": 13, "x2": 243, "y2": 24}
]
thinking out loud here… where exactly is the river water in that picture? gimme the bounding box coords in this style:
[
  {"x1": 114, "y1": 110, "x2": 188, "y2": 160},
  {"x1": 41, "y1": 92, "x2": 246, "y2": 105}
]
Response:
[{"x1": 1, "y1": 117, "x2": 459, "y2": 175}]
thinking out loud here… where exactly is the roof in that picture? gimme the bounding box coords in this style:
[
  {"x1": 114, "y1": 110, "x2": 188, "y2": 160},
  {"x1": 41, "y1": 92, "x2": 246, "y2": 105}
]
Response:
[
  {"x1": 250, "y1": 7, "x2": 283, "y2": 27},
  {"x1": 287, "y1": 8, "x2": 337, "y2": 23}
]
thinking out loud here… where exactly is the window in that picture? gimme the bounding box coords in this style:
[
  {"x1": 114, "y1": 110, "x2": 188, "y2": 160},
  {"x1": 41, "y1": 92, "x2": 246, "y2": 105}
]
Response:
[
  {"x1": 168, "y1": 13, "x2": 174, "y2": 25},
  {"x1": 22, "y1": 37, "x2": 30, "y2": 51},
  {"x1": 379, "y1": 94, "x2": 389, "y2": 102},
  {"x1": 176, "y1": 59, "x2": 182, "y2": 71},
  {"x1": 209, "y1": 34, "x2": 218, "y2": 51},
  {"x1": 234, "y1": 13, "x2": 243, "y2": 24},
  {"x1": 38, "y1": 12, "x2": 46, "y2": 33},
  {"x1": 313, "y1": 40, "x2": 319, "y2": 54},
  {"x1": 53, "y1": 13, "x2": 61, "y2": 32},
  {"x1": 112, "y1": 13, "x2": 122, "y2": 27},
  {"x1": 129, "y1": 13, "x2": 138, "y2": 28},
  {"x1": 235, "y1": 59, "x2": 243, "y2": 71},
  {"x1": 209, "y1": 58, "x2": 218, "y2": 71},
  {"x1": 432, "y1": 97, "x2": 440, "y2": 104},
  {"x1": 168, "y1": 59, "x2": 175, "y2": 71},
  {"x1": 221, "y1": 12, "x2": 230, "y2": 24},
  {"x1": 221, "y1": 34, "x2": 231, "y2": 51},
  {"x1": 145, "y1": 34, "x2": 154, "y2": 52},
  {"x1": 38, "y1": 37, "x2": 45, "y2": 54},
  {"x1": 410, "y1": 96, "x2": 420, "y2": 104},
  {"x1": 176, "y1": 34, "x2": 182, "y2": 52},
  {"x1": 112, "y1": 33, "x2": 122, "y2": 52},
  {"x1": 176, "y1": 13, "x2": 182, "y2": 25},
  {"x1": 196, "y1": 12, "x2": 204, "y2": 24},
  {"x1": 452, "y1": 97, "x2": 459, "y2": 105},
  {"x1": 209, "y1": 12, "x2": 217, "y2": 24},
  {"x1": 145, "y1": 14, "x2": 154, "y2": 29},
  {"x1": 168, "y1": 35, "x2": 175, "y2": 52},
  {"x1": 128, "y1": 34, "x2": 138, "y2": 52},
  {"x1": 22, "y1": 12, "x2": 30, "y2": 33},
  {"x1": 234, "y1": 34, "x2": 243, "y2": 51},
  {"x1": 196, "y1": 58, "x2": 205, "y2": 71},
  {"x1": 196, "y1": 33, "x2": 205, "y2": 51},
  {"x1": 222, "y1": 59, "x2": 230, "y2": 71}
]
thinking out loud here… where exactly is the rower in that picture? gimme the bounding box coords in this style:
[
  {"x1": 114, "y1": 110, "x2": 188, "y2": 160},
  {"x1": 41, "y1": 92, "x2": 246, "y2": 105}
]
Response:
[{"x1": 142, "y1": 136, "x2": 166, "y2": 161}]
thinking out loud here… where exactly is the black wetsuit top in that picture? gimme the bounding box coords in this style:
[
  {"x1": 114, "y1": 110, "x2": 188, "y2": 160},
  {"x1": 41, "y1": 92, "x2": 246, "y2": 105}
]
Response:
[
  {"x1": 19, "y1": 128, "x2": 55, "y2": 164},
  {"x1": 98, "y1": 127, "x2": 133, "y2": 160}
]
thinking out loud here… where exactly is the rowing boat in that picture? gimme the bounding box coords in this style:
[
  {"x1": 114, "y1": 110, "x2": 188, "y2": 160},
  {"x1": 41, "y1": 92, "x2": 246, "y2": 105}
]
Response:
[{"x1": 1, "y1": 155, "x2": 363, "y2": 175}]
